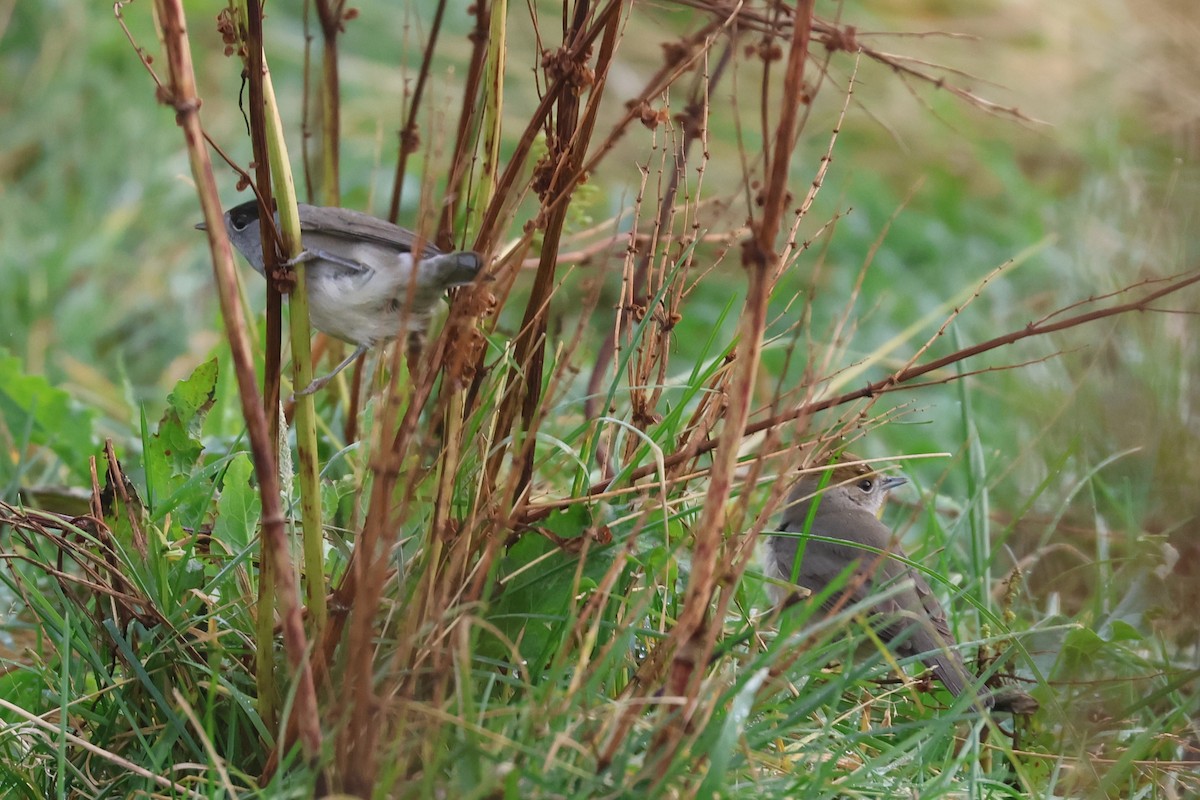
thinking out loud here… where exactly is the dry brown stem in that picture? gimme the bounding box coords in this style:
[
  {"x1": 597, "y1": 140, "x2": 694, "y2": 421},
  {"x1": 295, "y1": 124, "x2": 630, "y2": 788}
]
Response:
[
  {"x1": 484, "y1": 0, "x2": 624, "y2": 502},
  {"x1": 651, "y1": 0, "x2": 815, "y2": 764},
  {"x1": 516, "y1": 264, "x2": 1200, "y2": 529},
  {"x1": 313, "y1": 0, "x2": 346, "y2": 205},
  {"x1": 147, "y1": 0, "x2": 321, "y2": 765},
  {"x1": 388, "y1": 0, "x2": 452, "y2": 224},
  {"x1": 673, "y1": 1, "x2": 1044, "y2": 124}
]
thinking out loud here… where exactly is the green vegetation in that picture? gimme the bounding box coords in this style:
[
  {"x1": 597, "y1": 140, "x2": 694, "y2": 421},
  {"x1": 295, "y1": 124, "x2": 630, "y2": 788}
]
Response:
[{"x1": 1, "y1": 1, "x2": 1196, "y2": 797}]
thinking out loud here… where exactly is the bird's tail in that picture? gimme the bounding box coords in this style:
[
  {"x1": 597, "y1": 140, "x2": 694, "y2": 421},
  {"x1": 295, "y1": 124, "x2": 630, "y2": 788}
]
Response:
[
  {"x1": 927, "y1": 650, "x2": 974, "y2": 699},
  {"x1": 425, "y1": 251, "x2": 484, "y2": 287}
]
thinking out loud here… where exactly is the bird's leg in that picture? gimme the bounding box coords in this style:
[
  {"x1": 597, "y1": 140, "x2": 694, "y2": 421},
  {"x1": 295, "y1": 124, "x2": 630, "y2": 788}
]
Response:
[{"x1": 295, "y1": 342, "x2": 369, "y2": 396}]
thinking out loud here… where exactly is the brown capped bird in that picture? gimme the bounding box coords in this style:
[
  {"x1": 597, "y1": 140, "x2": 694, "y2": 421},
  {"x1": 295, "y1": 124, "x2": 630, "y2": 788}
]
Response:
[{"x1": 767, "y1": 457, "x2": 1035, "y2": 713}]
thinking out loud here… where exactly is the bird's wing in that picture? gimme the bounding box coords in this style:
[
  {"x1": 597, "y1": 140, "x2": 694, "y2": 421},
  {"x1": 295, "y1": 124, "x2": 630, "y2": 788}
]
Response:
[
  {"x1": 874, "y1": 566, "x2": 972, "y2": 696},
  {"x1": 296, "y1": 204, "x2": 443, "y2": 258},
  {"x1": 777, "y1": 509, "x2": 974, "y2": 696},
  {"x1": 770, "y1": 519, "x2": 897, "y2": 622}
]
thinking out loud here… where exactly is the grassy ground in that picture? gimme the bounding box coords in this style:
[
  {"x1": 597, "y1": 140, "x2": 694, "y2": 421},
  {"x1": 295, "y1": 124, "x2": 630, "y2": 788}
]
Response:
[{"x1": 1, "y1": 0, "x2": 1197, "y2": 797}]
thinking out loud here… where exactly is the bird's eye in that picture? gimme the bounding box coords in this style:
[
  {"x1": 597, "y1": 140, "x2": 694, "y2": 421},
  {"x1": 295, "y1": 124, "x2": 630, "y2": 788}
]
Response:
[
  {"x1": 856, "y1": 478, "x2": 874, "y2": 492},
  {"x1": 228, "y1": 203, "x2": 260, "y2": 231}
]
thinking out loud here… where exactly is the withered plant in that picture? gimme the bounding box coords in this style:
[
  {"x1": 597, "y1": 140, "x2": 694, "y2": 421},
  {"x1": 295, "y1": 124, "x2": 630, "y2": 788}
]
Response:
[{"x1": 1, "y1": 0, "x2": 1196, "y2": 796}]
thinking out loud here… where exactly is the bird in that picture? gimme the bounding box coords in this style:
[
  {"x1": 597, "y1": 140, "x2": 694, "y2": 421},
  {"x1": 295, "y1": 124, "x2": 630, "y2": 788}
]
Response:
[
  {"x1": 767, "y1": 455, "x2": 1035, "y2": 713},
  {"x1": 198, "y1": 200, "x2": 483, "y2": 395}
]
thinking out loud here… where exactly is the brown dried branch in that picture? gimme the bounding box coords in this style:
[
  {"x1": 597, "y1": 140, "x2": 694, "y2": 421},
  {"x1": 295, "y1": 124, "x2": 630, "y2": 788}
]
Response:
[
  {"x1": 148, "y1": 0, "x2": 322, "y2": 765},
  {"x1": 658, "y1": 0, "x2": 815, "y2": 761},
  {"x1": 387, "y1": 0, "x2": 451, "y2": 223},
  {"x1": 435, "y1": 0, "x2": 491, "y2": 245},
  {"x1": 485, "y1": 0, "x2": 623, "y2": 501},
  {"x1": 313, "y1": 0, "x2": 347, "y2": 203},
  {"x1": 669, "y1": 0, "x2": 1044, "y2": 124},
  {"x1": 0, "y1": 505, "x2": 156, "y2": 622},
  {"x1": 586, "y1": 40, "x2": 735, "y2": 478},
  {"x1": 243, "y1": 3, "x2": 286, "y2": 438},
  {"x1": 518, "y1": 265, "x2": 1200, "y2": 527},
  {"x1": 472, "y1": 0, "x2": 625, "y2": 254}
]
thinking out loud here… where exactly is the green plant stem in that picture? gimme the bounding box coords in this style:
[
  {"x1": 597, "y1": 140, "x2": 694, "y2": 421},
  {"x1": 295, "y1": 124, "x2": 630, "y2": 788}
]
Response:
[
  {"x1": 244, "y1": 0, "x2": 281, "y2": 733},
  {"x1": 259, "y1": 71, "x2": 328, "y2": 640}
]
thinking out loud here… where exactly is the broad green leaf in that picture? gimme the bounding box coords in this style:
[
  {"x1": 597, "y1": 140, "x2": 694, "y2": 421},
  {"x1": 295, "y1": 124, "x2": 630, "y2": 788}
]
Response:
[
  {"x1": 0, "y1": 351, "x2": 96, "y2": 478},
  {"x1": 485, "y1": 507, "x2": 616, "y2": 678}
]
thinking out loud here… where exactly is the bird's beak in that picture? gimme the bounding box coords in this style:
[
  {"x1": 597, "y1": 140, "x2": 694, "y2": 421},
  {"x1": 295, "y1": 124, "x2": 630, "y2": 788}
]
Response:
[
  {"x1": 195, "y1": 221, "x2": 207, "y2": 231},
  {"x1": 879, "y1": 475, "x2": 907, "y2": 492}
]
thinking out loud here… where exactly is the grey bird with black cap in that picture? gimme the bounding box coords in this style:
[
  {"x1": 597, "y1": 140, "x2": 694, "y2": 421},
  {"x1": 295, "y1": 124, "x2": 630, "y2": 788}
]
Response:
[
  {"x1": 198, "y1": 201, "x2": 483, "y2": 395},
  {"x1": 768, "y1": 455, "x2": 1036, "y2": 713}
]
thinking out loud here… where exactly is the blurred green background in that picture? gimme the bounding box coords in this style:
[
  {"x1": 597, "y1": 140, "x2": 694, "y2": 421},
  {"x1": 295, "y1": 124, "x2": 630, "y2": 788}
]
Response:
[{"x1": 1, "y1": 0, "x2": 1196, "y2": 622}]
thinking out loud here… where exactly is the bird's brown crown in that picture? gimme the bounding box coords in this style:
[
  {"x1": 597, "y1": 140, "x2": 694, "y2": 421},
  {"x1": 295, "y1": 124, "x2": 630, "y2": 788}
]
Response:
[{"x1": 802, "y1": 453, "x2": 876, "y2": 486}]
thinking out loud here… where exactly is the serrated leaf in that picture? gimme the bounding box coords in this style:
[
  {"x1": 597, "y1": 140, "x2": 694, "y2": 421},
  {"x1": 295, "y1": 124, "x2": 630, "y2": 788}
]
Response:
[
  {"x1": 212, "y1": 453, "x2": 260, "y2": 555},
  {"x1": 144, "y1": 358, "x2": 218, "y2": 508}
]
